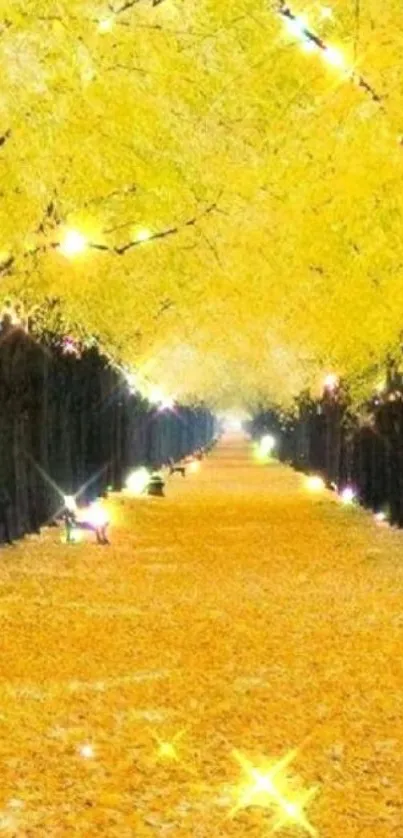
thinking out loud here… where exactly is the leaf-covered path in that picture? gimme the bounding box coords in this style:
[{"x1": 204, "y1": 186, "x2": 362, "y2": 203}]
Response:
[{"x1": 0, "y1": 434, "x2": 403, "y2": 836}]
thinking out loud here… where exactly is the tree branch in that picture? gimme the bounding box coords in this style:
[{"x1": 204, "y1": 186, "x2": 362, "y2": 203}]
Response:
[
  {"x1": 112, "y1": 202, "x2": 219, "y2": 255},
  {"x1": 1, "y1": 195, "x2": 222, "y2": 275},
  {"x1": 0, "y1": 129, "x2": 11, "y2": 148},
  {"x1": 112, "y1": 0, "x2": 167, "y2": 15},
  {"x1": 0, "y1": 255, "x2": 14, "y2": 276},
  {"x1": 277, "y1": 1, "x2": 382, "y2": 104}
]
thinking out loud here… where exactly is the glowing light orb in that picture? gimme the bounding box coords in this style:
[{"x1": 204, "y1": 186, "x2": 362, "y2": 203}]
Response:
[
  {"x1": 83, "y1": 502, "x2": 109, "y2": 528},
  {"x1": 285, "y1": 16, "x2": 307, "y2": 38},
  {"x1": 260, "y1": 434, "x2": 275, "y2": 456},
  {"x1": 320, "y1": 6, "x2": 333, "y2": 18},
  {"x1": 323, "y1": 46, "x2": 345, "y2": 68},
  {"x1": 302, "y1": 38, "x2": 317, "y2": 52},
  {"x1": 59, "y1": 229, "x2": 87, "y2": 258},
  {"x1": 64, "y1": 494, "x2": 77, "y2": 512},
  {"x1": 323, "y1": 373, "x2": 338, "y2": 391},
  {"x1": 375, "y1": 511, "x2": 387, "y2": 523},
  {"x1": 98, "y1": 16, "x2": 114, "y2": 32},
  {"x1": 134, "y1": 228, "x2": 152, "y2": 243},
  {"x1": 340, "y1": 486, "x2": 356, "y2": 505},
  {"x1": 188, "y1": 461, "x2": 200, "y2": 473},
  {"x1": 125, "y1": 467, "x2": 150, "y2": 495},
  {"x1": 149, "y1": 386, "x2": 164, "y2": 405},
  {"x1": 159, "y1": 396, "x2": 175, "y2": 411},
  {"x1": 305, "y1": 475, "x2": 325, "y2": 492},
  {"x1": 79, "y1": 744, "x2": 94, "y2": 759}
]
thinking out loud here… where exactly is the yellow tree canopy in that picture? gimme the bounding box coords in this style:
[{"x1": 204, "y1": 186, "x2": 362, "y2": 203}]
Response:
[{"x1": 1, "y1": 0, "x2": 403, "y2": 407}]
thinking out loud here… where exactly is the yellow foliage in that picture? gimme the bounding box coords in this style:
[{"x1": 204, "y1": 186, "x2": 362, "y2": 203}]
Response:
[{"x1": 1, "y1": 0, "x2": 403, "y2": 405}]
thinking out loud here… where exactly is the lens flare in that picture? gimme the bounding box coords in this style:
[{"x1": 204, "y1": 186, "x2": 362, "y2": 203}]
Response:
[
  {"x1": 230, "y1": 748, "x2": 318, "y2": 835},
  {"x1": 82, "y1": 502, "x2": 109, "y2": 527},
  {"x1": 340, "y1": 486, "x2": 356, "y2": 504},
  {"x1": 305, "y1": 476, "x2": 325, "y2": 492},
  {"x1": 323, "y1": 373, "x2": 338, "y2": 391},
  {"x1": 59, "y1": 228, "x2": 87, "y2": 258},
  {"x1": 64, "y1": 494, "x2": 77, "y2": 512},
  {"x1": 260, "y1": 434, "x2": 275, "y2": 455},
  {"x1": 323, "y1": 46, "x2": 345, "y2": 67}
]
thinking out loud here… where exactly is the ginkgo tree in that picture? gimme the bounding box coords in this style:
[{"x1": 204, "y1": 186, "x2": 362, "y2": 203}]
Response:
[{"x1": 1, "y1": 0, "x2": 403, "y2": 407}]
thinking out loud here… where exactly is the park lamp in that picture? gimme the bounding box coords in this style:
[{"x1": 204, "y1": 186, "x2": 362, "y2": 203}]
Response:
[
  {"x1": 125, "y1": 467, "x2": 150, "y2": 496},
  {"x1": 340, "y1": 486, "x2": 356, "y2": 505},
  {"x1": 260, "y1": 434, "x2": 275, "y2": 456},
  {"x1": 305, "y1": 475, "x2": 325, "y2": 492}
]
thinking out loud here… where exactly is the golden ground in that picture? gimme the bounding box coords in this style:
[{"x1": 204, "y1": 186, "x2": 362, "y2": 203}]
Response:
[{"x1": 0, "y1": 434, "x2": 403, "y2": 836}]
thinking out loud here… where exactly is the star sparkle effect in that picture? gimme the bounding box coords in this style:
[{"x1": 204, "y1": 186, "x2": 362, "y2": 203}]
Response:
[
  {"x1": 58, "y1": 228, "x2": 87, "y2": 258},
  {"x1": 151, "y1": 728, "x2": 188, "y2": 764},
  {"x1": 229, "y1": 747, "x2": 318, "y2": 836},
  {"x1": 277, "y1": 1, "x2": 381, "y2": 104}
]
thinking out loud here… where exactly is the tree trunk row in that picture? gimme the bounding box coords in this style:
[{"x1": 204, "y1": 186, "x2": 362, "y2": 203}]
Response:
[{"x1": 0, "y1": 328, "x2": 215, "y2": 544}]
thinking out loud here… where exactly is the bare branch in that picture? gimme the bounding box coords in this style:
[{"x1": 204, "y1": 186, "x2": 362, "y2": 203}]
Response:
[
  {"x1": 277, "y1": 1, "x2": 382, "y2": 104},
  {"x1": 0, "y1": 255, "x2": 14, "y2": 276},
  {"x1": 113, "y1": 202, "x2": 219, "y2": 255},
  {"x1": 0, "y1": 129, "x2": 11, "y2": 148},
  {"x1": 153, "y1": 299, "x2": 174, "y2": 320}
]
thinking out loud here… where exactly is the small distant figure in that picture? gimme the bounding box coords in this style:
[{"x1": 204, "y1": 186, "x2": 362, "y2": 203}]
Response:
[
  {"x1": 168, "y1": 458, "x2": 186, "y2": 477},
  {"x1": 63, "y1": 506, "x2": 77, "y2": 544},
  {"x1": 147, "y1": 471, "x2": 165, "y2": 496}
]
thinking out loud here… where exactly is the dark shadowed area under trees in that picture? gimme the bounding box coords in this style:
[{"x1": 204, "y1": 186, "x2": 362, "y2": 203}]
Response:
[{"x1": 0, "y1": 324, "x2": 214, "y2": 544}]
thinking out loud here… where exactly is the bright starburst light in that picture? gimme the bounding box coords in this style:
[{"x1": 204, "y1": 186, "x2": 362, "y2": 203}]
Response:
[
  {"x1": 230, "y1": 748, "x2": 318, "y2": 835},
  {"x1": 59, "y1": 229, "x2": 87, "y2": 258}
]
